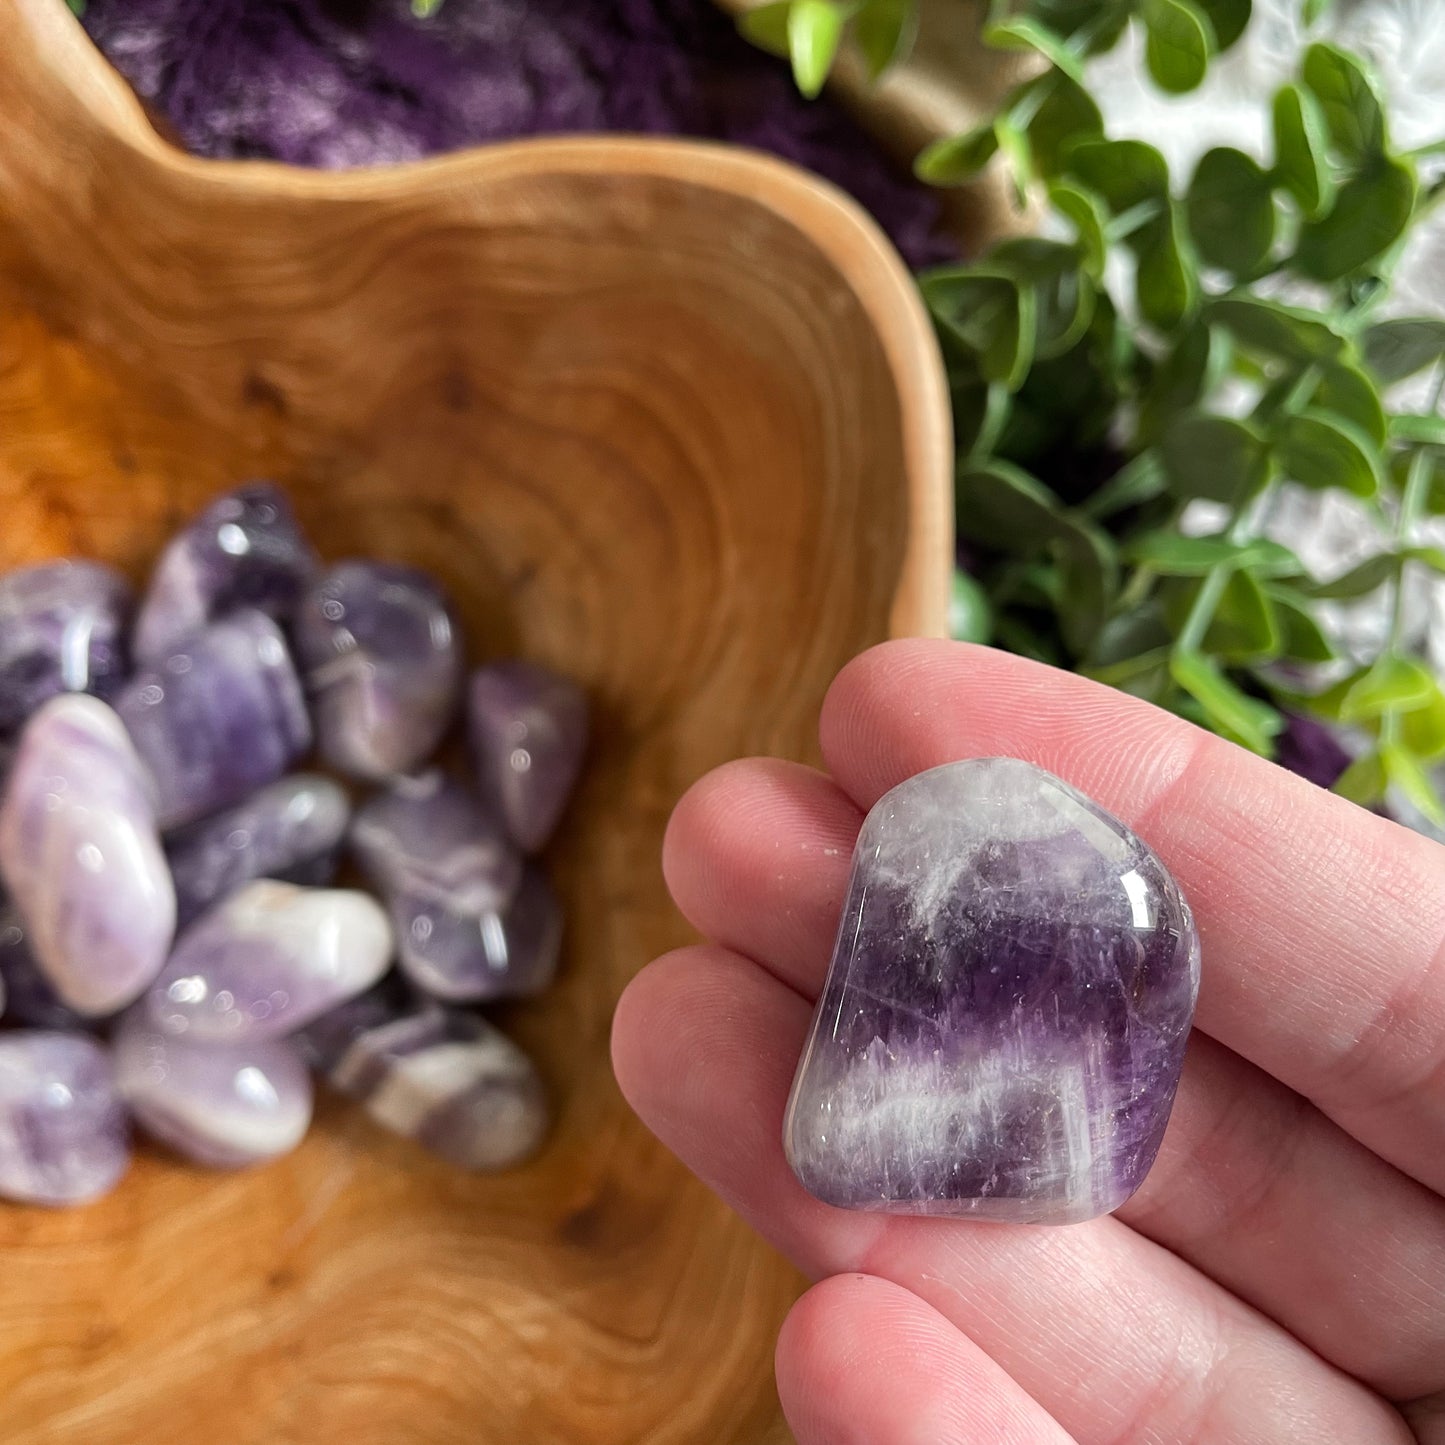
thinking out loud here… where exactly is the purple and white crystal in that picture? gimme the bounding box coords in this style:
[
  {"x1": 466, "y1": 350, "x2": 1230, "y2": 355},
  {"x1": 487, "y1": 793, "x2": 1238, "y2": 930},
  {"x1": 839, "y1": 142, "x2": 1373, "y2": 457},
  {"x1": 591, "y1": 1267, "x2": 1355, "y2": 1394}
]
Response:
[
  {"x1": 132, "y1": 483, "x2": 319, "y2": 661},
  {"x1": 0, "y1": 696, "x2": 176, "y2": 1016},
  {"x1": 0, "y1": 560, "x2": 132, "y2": 732},
  {"x1": 115, "y1": 609, "x2": 312, "y2": 829},
  {"x1": 167, "y1": 773, "x2": 351, "y2": 927},
  {"x1": 114, "y1": 1008, "x2": 313, "y2": 1169},
  {"x1": 294, "y1": 561, "x2": 462, "y2": 780},
  {"x1": 784, "y1": 758, "x2": 1199, "y2": 1225},
  {"x1": 0, "y1": 908, "x2": 88, "y2": 1030},
  {"x1": 351, "y1": 771, "x2": 521, "y2": 913},
  {"x1": 299, "y1": 991, "x2": 547, "y2": 1171},
  {"x1": 467, "y1": 662, "x2": 588, "y2": 853},
  {"x1": 391, "y1": 866, "x2": 563, "y2": 1003},
  {"x1": 146, "y1": 879, "x2": 392, "y2": 1043},
  {"x1": 0, "y1": 1032, "x2": 129, "y2": 1205}
]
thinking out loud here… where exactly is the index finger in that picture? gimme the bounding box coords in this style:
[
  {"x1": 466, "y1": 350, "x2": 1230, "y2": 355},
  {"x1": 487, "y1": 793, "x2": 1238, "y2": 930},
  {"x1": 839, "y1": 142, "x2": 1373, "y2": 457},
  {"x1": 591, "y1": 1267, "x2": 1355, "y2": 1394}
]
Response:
[{"x1": 819, "y1": 639, "x2": 1445, "y2": 1195}]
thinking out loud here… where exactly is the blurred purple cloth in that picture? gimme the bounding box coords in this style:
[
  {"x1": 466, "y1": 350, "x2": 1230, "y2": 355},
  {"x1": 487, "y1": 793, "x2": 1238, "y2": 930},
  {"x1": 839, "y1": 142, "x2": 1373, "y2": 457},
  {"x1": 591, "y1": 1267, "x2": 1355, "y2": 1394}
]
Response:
[{"x1": 82, "y1": 0, "x2": 952, "y2": 268}]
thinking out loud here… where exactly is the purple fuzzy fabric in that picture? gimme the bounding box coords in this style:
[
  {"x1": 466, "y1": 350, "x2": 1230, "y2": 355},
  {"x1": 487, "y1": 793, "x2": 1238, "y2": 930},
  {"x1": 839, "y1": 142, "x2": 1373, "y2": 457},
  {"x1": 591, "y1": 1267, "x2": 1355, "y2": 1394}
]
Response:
[{"x1": 81, "y1": 0, "x2": 952, "y2": 268}]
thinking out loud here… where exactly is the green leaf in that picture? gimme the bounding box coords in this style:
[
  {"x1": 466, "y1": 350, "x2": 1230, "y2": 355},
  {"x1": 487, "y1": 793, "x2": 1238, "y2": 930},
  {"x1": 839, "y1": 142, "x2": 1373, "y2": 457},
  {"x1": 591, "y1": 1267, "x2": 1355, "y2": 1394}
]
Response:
[
  {"x1": 1272, "y1": 83, "x2": 1335, "y2": 219},
  {"x1": 1210, "y1": 569, "x2": 1283, "y2": 659},
  {"x1": 949, "y1": 568, "x2": 993, "y2": 643},
  {"x1": 994, "y1": 115, "x2": 1036, "y2": 209},
  {"x1": 1195, "y1": 0, "x2": 1250, "y2": 50},
  {"x1": 916, "y1": 124, "x2": 999, "y2": 184},
  {"x1": 1205, "y1": 296, "x2": 1346, "y2": 361},
  {"x1": 1159, "y1": 412, "x2": 1273, "y2": 503},
  {"x1": 1054, "y1": 522, "x2": 1120, "y2": 655},
  {"x1": 1170, "y1": 649, "x2": 1284, "y2": 753},
  {"x1": 920, "y1": 271, "x2": 1035, "y2": 389},
  {"x1": 788, "y1": 0, "x2": 850, "y2": 97},
  {"x1": 955, "y1": 460, "x2": 1062, "y2": 549},
  {"x1": 1302, "y1": 41, "x2": 1387, "y2": 163},
  {"x1": 1124, "y1": 531, "x2": 1299, "y2": 575},
  {"x1": 1312, "y1": 361, "x2": 1388, "y2": 448},
  {"x1": 1274, "y1": 409, "x2": 1380, "y2": 495},
  {"x1": 1333, "y1": 751, "x2": 1386, "y2": 807},
  {"x1": 1264, "y1": 584, "x2": 1337, "y2": 661},
  {"x1": 1362, "y1": 318, "x2": 1445, "y2": 384},
  {"x1": 1066, "y1": 138, "x2": 1170, "y2": 214},
  {"x1": 1142, "y1": 0, "x2": 1215, "y2": 95},
  {"x1": 1026, "y1": 0, "x2": 1131, "y2": 51},
  {"x1": 1027, "y1": 75, "x2": 1105, "y2": 178},
  {"x1": 1407, "y1": 544, "x2": 1445, "y2": 575},
  {"x1": 854, "y1": 0, "x2": 918, "y2": 78},
  {"x1": 1302, "y1": 0, "x2": 1332, "y2": 21},
  {"x1": 1338, "y1": 654, "x2": 1438, "y2": 720},
  {"x1": 1294, "y1": 158, "x2": 1416, "y2": 282},
  {"x1": 1080, "y1": 453, "x2": 1168, "y2": 518},
  {"x1": 1300, "y1": 551, "x2": 1397, "y2": 598},
  {"x1": 1138, "y1": 322, "x2": 1231, "y2": 445},
  {"x1": 1401, "y1": 685, "x2": 1445, "y2": 762},
  {"x1": 1048, "y1": 181, "x2": 1109, "y2": 275},
  {"x1": 984, "y1": 15, "x2": 1085, "y2": 82},
  {"x1": 1391, "y1": 415, "x2": 1445, "y2": 447},
  {"x1": 1186, "y1": 147, "x2": 1277, "y2": 277},
  {"x1": 990, "y1": 239, "x2": 1095, "y2": 358},
  {"x1": 1136, "y1": 204, "x2": 1199, "y2": 332},
  {"x1": 1382, "y1": 742, "x2": 1445, "y2": 825},
  {"x1": 738, "y1": 1, "x2": 794, "y2": 55}
]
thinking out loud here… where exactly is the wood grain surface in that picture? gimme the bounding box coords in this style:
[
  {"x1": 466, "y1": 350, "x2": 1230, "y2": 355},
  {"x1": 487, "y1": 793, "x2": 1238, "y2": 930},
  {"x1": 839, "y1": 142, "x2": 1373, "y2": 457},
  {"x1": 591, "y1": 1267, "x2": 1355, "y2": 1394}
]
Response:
[{"x1": 0, "y1": 5, "x2": 952, "y2": 1441}]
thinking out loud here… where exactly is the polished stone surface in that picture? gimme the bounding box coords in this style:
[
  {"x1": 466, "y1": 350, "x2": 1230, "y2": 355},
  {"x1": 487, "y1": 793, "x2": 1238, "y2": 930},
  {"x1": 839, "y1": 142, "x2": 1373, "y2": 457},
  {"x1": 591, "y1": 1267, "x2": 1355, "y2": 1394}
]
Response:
[
  {"x1": 114, "y1": 1008, "x2": 313, "y2": 1168},
  {"x1": 167, "y1": 773, "x2": 351, "y2": 927},
  {"x1": 351, "y1": 770, "x2": 521, "y2": 916},
  {"x1": 392, "y1": 865, "x2": 562, "y2": 1002},
  {"x1": 467, "y1": 661, "x2": 587, "y2": 852},
  {"x1": 0, "y1": 560, "x2": 132, "y2": 733},
  {"x1": 0, "y1": 696, "x2": 176, "y2": 1016},
  {"x1": 0, "y1": 907, "x2": 89, "y2": 1030},
  {"x1": 784, "y1": 758, "x2": 1199, "y2": 1224},
  {"x1": 0, "y1": 1032, "x2": 129, "y2": 1205},
  {"x1": 146, "y1": 879, "x2": 392, "y2": 1043},
  {"x1": 116, "y1": 609, "x2": 312, "y2": 829},
  {"x1": 299, "y1": 989, "x2": 547, "y2": 1171},
  {"x1": 133, "y1": 483, "x2": 319, "y2": 660},
  {"x1": 295, "y1": 561, "x2": 461, "y2": 780}
]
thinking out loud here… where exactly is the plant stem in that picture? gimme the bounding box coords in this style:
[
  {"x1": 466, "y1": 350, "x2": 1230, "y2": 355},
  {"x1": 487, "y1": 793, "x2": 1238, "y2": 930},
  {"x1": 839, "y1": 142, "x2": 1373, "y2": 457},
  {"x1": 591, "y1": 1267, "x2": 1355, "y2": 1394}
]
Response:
[
  {"x1": 1176, "y1": 564, "x2": 1233, "y2": 654},
  {"x1": 1106, "y1": 200, "x2": 1164, "y2": 243}
]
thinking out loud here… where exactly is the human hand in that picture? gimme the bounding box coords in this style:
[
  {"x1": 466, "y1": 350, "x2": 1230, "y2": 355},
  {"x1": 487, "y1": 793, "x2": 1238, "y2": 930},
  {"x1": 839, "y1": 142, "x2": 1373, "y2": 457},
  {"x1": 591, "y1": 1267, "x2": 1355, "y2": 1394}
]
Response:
[{"x1": 612, "y1": 640, "x2": 1445, "y2": 1445}]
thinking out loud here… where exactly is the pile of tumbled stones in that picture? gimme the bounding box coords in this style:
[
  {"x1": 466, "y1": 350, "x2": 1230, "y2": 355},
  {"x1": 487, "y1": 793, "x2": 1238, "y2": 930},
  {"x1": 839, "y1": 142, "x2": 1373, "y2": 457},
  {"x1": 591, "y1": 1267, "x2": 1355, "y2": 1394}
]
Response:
[{"x1": 0, "y1": 485, "x2": 586, "y2": 1205}]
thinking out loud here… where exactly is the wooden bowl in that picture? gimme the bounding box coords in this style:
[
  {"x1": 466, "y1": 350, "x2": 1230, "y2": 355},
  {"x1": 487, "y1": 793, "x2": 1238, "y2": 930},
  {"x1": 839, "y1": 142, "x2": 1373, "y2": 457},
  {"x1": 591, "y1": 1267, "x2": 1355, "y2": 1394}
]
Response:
[{"x1": 0, "y1": 5, "x2": 952, "y2": 1441}]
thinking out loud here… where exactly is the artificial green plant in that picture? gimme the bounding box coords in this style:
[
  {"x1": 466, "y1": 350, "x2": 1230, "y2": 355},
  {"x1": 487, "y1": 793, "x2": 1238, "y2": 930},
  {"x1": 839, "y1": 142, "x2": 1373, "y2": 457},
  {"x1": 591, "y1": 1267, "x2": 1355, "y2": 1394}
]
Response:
[{"x1": 742, "y1": 0, "x2": 1445, "y2": 822}]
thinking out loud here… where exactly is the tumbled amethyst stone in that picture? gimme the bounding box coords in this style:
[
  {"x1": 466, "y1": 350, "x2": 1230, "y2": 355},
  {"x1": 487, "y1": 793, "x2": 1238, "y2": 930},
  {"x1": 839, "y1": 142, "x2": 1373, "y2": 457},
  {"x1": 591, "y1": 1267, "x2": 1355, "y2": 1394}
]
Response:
[
  {"x1": 114, "y1": 1008, "x2": 313, "y2": 1169},
  {"x1": 392, "y1": 865, "x2": 563, "y2": 1003},
  {"x1": 350, "y1": 771, "x2": 522, "y2": 916},
  {"x1": 0, "y1": 560, "x2": 132, "y2": 732},
  {"x1": 115, "y1": 609, "x2": 312, "y2": 829},
  {"x1": 298, "y1": 992, "x2": 547, "y2": 1171},
  {"x1": 294, "y1": 561, "x2": 462, "y2": 780},
  {"x1": 0, "y1": 1032, "x2": 129, "y2": 1205},
  {"x1": 132, "y1": 483, "x2": 319, "y2": 661},
  {"x1": 167, "y1": 773, "x2": 351, "y2": 927},
  {"x1": 784, "y1": 758, "x2": 1199, "y2": 1225},
  {"x1": 0, "y1": 908, "x2": 88, "y2": 1030},
  {"x1": 146, "y1": 879, "x2": 392, "y2": 1043},
  {"x1": 0, "y1": 695, "x2": 176, "y2": 1016},
  {"x1": 468, "y1": 662, "x2": 588, "y2": 853}
]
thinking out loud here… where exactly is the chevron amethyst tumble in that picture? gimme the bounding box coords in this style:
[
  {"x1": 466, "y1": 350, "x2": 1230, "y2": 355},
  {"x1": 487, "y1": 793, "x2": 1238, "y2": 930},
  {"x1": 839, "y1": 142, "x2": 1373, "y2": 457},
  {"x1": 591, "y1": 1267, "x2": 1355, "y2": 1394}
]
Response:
[{"x1": 784, "y1": 758, "x2": 1199, "y2": 1225}]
